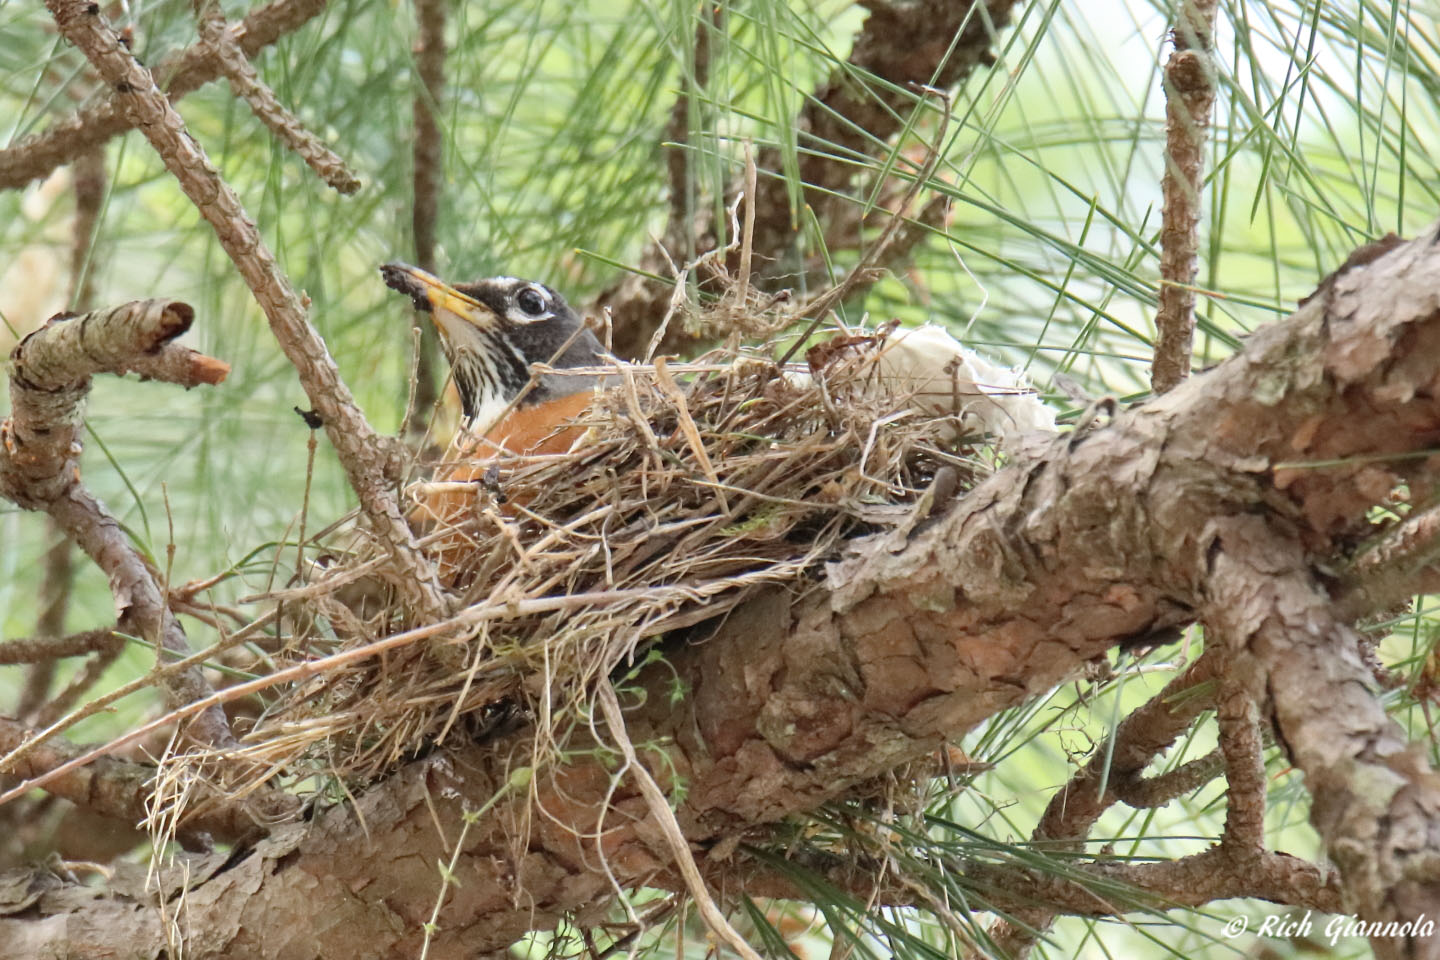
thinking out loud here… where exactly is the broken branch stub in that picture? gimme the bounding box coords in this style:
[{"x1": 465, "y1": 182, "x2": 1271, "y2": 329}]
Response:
[{"x1": 2, "y1": 300, "x2": 226, "y2": 508}]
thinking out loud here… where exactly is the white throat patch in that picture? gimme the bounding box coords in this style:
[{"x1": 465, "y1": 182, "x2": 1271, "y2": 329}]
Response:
[{"x1": 467, "y1": 390, "x2": 515, "y2": 437}]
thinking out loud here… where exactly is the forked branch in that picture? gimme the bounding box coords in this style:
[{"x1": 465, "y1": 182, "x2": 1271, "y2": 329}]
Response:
[{"x1": 0, "y1": 300, "x2": 232, "y2": 748}]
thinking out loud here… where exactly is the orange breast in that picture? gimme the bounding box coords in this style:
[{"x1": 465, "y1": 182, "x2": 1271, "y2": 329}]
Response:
[
  {"x1": 470, "y1": 391, "x2": 596, "y2": 460},
  {"x1": 412, "y1": 391, "x2": 596, "y2": 583}
]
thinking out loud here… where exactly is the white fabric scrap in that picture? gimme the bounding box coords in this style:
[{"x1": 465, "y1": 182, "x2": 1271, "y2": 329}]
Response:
[{"x1": 874, "y1": 325, "x2": 1055, "y2": 449}]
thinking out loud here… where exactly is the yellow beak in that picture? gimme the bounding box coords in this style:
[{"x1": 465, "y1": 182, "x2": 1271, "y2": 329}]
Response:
[{"x1": 380, "y1": 262, "x2": 500, "y2": 335}]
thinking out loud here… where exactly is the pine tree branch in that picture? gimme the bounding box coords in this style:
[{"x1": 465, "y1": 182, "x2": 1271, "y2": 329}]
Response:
[
  {"x1": 42, "y1": 0, "x2": 449, "y2": 622},
  {"x1": 195, "y1": 0, "x2": 360, "y2": 194},
  {"x1": 19, "y1": 144, "x2": 107, "y2": 724},
  {"x1": 0, "y1": 301, "x2": 233, "y2": 749},
  {"x1": 1152, "y1": 0, "x2": 1220, "y2": 394},
  {"x1": 9, "y1": 220, "x2": 1440, "y2": 959},
  {"x1": 732, "y1": 843, "x2": 1342, "y2": 918},
  {"x1": 0, "y1": 0, "x2": 329, "y2": 191}
]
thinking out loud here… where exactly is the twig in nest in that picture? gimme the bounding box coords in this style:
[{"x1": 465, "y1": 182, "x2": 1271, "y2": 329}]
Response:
[
  {"x1": 736, "y1": 140, "x2": 757, "y2": 310},
  {"x1": 654, "y1": 356, "x2": 728, "y2": 512},
  {"x1": 597, "y1": 679, "x2": 762, "y2": 960}
]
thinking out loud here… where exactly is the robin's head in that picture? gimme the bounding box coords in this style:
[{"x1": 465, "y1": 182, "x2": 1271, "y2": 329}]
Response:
[{"x1": 380, "y1": 262, "x2": 604, "y2": 428}]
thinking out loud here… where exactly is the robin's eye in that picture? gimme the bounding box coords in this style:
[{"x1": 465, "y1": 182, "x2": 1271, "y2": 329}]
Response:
[{"x1": 516, "y1": 287, "x2": 548, "y2": 317}]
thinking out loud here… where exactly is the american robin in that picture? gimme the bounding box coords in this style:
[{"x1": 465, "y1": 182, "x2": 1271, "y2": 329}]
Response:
[
  {"x1": 380, "y1": 263, "x2": 608, "y2": 575},
  {"x1": 380, "y1": 262, "x2": 606, "y2": 457}
]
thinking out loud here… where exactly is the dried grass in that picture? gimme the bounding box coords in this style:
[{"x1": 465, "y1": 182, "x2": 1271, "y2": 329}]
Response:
[{"x1": 173, "y1": 321, "x2": 1011, "y2": 808}]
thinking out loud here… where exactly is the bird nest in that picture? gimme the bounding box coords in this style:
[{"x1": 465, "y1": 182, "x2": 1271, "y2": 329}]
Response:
[{"x1": 191, "y1": 323, "x2": 1044, "y2": 798}]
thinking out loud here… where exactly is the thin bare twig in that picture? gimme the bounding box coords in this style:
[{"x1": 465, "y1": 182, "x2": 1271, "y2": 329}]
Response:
[
  {"x1": 735, "y1": 141, "x2": 757, "y2": 314},
  {"x1": 1151, "y1": 0, "x2": 1220, "y2": 394},
  {"x1": 67, "y1": 146, "x2": 106, "y2": 311},
  {"x1": 0, "y1": 626, "x2": 122, "y2": 667},
  {"x1": 195, "y1": 0, "x2": 360, "y2": 194},
  {"x1": 1, "y1": 0, "x2": 329, "y2": 190},
  {"x1": 34, "y1": 645, "x2": 124, "y2": 727},
  {"x1": 404, "y1": 0, "x2": 448, "y2": 435},
  {"x1": 43, "y1": 0, "x2": 448, "y2": 621}
]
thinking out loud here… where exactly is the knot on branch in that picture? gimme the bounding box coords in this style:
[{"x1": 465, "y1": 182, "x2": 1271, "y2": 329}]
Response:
[{"x1": 1166, "y1": 49, "x2": 1213, "y2": 98}]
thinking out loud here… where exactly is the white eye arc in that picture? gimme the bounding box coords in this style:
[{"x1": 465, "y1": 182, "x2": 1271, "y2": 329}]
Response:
[{"x1": 513, "y1": 285, "x2": 552, "y2": 321}]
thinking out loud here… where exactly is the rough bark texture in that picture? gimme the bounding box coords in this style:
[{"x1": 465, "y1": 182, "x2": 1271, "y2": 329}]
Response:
[
  {"x1": 7, "y1": 223, "x2": 1440, "y2": 958},
  {"x1": 1151, "y1": 0, "x2": 1220, "y2": 394},
  {"x1": 1209, "y1": 517, "x2": 1440, "y2": 960}
]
